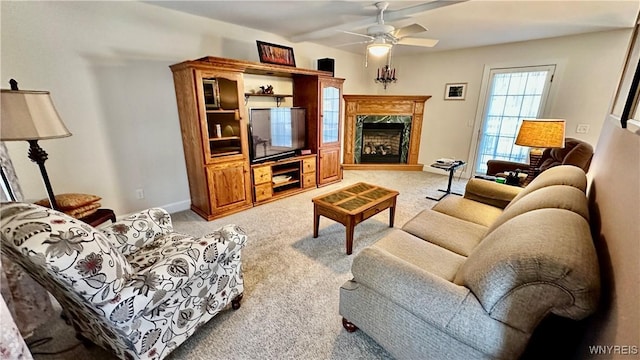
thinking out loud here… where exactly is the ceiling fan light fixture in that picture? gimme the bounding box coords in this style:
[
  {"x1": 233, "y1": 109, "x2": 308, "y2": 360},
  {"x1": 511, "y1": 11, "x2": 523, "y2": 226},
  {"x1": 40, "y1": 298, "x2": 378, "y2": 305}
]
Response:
[{"x1": 367, "y1": 42, "x2": 392, "y2": 57}]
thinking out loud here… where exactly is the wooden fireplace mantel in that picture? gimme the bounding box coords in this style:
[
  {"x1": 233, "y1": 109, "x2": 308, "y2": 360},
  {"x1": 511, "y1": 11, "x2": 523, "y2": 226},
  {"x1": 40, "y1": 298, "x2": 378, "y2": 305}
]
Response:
[{"x1": 343, "y1": 95, "x2": 431, "y2": 171}]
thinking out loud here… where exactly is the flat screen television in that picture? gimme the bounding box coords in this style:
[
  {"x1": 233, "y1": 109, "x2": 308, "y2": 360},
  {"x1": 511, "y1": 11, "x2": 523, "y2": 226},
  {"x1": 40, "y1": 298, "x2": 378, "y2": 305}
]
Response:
[{"x1": 249, "y1": 107, "x2": 307, "y2": 163}]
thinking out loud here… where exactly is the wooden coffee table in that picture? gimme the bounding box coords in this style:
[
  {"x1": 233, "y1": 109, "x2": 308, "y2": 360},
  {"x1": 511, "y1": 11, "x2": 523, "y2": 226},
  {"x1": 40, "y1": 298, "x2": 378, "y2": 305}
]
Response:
[{"x1": 312, "y1": 182, "x2": 399, "y2": 255}]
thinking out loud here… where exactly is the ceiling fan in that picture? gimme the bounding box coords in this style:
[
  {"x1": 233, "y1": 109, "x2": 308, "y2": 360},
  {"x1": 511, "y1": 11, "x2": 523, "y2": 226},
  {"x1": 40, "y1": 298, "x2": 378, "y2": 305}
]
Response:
[{"x1": 339, "y1": 1, "x2": 440, "y2": 59}]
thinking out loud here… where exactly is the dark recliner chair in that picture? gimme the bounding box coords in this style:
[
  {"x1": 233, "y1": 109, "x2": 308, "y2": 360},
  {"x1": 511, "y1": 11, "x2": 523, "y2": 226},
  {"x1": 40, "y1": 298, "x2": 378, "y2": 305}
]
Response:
[{"x1": 487, "y1": 137, "x2": 594, "y2": 179}]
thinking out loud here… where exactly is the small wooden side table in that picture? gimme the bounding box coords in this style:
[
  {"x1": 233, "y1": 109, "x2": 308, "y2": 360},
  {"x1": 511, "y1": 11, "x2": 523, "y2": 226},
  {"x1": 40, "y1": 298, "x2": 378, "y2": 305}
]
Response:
[{"x1": 80, "y1": 208, "x2": 116, "y2": 227}]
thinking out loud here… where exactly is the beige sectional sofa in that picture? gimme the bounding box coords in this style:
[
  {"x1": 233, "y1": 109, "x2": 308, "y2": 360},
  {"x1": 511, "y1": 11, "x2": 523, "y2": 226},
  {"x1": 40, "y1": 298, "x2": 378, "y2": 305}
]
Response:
[{"x1": 339, "y1": 165, "x2": 600, "y2": 360}]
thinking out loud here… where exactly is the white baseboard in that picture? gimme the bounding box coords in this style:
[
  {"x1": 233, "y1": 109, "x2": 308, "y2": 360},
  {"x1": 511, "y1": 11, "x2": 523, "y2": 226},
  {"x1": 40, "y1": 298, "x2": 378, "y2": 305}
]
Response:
[
  {"x1": 115, "y1": 199, "x2": 191, "y2": 221},
  {"x1": 161, "y1": 199, "x2": 191, "y2": 214}
]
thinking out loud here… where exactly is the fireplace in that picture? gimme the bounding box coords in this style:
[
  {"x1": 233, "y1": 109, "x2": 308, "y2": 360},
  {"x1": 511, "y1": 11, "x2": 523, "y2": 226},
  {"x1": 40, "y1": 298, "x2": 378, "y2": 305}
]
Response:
[
  {"x1": 353, "y1": 115, "x2": 412, "y2": 164},
  {"x1": 343, "y1": 95, "x2": 431, "y2": 171},
  {"x1": 360, "y1": 123, "x2": 405, "y2": 163}
]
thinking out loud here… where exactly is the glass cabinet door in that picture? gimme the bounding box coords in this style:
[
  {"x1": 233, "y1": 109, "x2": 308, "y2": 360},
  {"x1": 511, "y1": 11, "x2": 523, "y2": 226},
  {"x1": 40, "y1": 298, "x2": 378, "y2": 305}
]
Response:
[
  {"x1": 200, "y1": 75, "x2": 244, "y2": 159},
  {"x1": 321, "y1": 85, "x2": 340, "y2": 145}
]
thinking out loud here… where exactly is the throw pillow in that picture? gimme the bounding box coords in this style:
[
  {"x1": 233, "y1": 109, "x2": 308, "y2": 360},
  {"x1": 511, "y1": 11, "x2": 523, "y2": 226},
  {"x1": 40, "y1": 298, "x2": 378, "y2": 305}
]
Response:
[
  {"x1": 65, "y1": 202, "x2": 101, "y2": 218},
  {"x1": 35, "y1": 193, "x2": 101, "y2": 210}
]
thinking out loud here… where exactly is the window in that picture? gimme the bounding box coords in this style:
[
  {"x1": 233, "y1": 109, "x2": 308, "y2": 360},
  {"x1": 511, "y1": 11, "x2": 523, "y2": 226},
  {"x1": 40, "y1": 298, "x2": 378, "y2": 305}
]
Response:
[{"x1": 474, "y1": 65, "x2": 555, "y2": 174}]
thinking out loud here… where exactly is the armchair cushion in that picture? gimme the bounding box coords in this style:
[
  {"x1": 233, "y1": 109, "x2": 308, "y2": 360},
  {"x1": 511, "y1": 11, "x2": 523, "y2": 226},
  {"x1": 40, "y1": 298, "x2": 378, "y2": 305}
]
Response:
[
  {"x1": 100, "y1": 208, "x2": 173, "y2": 256},
  {"x1": 0, "y1": 203, "x2": 133, "y2": 303},
  {"x1": 539, "y1": 137, "x2": 593, "y2": 172}
]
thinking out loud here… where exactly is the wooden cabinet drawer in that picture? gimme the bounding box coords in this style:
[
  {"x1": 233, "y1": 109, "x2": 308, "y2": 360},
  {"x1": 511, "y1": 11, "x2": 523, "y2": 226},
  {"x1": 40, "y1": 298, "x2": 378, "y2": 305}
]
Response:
[
  {"x1": 254, "y1": 183, "x2": 272, "y2": 202},
  {"x1": 253, "y1": 166, "x2": 272, "y2": 185},
  {"x1": 303, "y1": 172, "x2": 316, "y2": 188},
  {"x1": 362, "y1": 199, "x2": 392, "y2": 220},
  {"x1": 302, "y1": 157, "x2": 316, "y2": 173}
]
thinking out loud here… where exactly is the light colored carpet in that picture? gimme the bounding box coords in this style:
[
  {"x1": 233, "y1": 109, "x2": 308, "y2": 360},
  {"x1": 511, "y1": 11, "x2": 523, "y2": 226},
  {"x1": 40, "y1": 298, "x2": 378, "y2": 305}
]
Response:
[{"x1": 27, "y1": 170, "x2": 468, "y2": 359}]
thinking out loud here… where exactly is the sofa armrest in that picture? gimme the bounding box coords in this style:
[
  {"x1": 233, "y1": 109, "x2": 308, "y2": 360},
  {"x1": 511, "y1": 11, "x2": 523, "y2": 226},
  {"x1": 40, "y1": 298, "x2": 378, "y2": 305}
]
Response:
[
  {"x1": 463, "y1": 178, "x2": 522, "y2": 209},
  {"x1": 455, "y1": 209, "x2": 600, "y2": 332},
  {"x1": 486, "y1": 160, "x2": 529, "y2": 176},
  {"x1": 101, "y1": 208, "x2": 173, "y2": 256}
]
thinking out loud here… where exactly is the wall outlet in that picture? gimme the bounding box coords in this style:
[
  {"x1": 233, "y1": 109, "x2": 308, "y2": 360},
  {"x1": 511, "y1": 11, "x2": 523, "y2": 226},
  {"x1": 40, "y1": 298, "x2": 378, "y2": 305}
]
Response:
[
  {"x1": 136, "y1": 189, "x2": 144, "y2": 199},
  {"x1": 576, "y1": 124, "x2": 590, "y2": 134}
]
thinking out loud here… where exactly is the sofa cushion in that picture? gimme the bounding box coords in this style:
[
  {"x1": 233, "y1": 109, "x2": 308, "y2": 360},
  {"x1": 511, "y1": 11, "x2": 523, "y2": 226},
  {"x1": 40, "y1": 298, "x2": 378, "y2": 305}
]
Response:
[
  {"x1": 351, "y1": 244, "x2": 471, "y2": 332},
  {"x1": 373, "y1": 229, "x2": 466, "y2": 281},
  {"x1": 486, "y1": 185, "x2": 590, "y2": 235},
  {"x1": 462, "y1": 178, "x2": 523, "y2": 209},
  {"x1": 505, "y1": 165, "x2": 587, "y2": 210},
  {"x1": 432, "y1": 196, "x2": 504, "y2": 227},
  {"x1": 454, "y1": 209, "x2": 599, "y2": 332},
  {"x1": 402, "y1": 209, "x2": 487, "y2": 257}
]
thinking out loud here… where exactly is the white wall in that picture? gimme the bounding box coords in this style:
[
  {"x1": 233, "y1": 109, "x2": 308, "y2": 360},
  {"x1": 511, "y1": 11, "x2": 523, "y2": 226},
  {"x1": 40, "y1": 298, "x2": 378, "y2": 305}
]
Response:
[
  {"x1": 581, "y1": 117, "x2": 640, "y2": 359},
  {"x1": 387, "y1": 30, "x2": 631, "y2": 176},
  {"x1": 0, "y1": 1, "x2": 367, "y2": 215}
]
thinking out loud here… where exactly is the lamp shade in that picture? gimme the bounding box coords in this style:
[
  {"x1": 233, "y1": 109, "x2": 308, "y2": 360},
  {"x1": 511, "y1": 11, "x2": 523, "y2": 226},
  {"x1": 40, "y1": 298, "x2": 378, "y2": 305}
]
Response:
[
  {"x1": 1, "y1": 90, "x2": 71, "y2": 141},
  {"x1": 515, "y1": 119, "x2": 565, "y2": 148}
]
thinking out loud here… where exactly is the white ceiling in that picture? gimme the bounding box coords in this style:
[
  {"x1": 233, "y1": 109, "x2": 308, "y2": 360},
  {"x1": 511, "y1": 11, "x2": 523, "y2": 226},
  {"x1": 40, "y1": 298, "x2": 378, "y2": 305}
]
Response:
[{"x1": 146, "y1": 1, "x2": 639, "y2": 56}]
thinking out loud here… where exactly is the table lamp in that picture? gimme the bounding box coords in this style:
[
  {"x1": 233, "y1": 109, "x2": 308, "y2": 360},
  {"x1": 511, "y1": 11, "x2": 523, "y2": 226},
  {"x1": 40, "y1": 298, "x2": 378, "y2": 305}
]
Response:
[
  {"x1": 1, "y1": 79, "x2": 71, "y2": 210},
  {"x1": 515, "y1": 118, "x2": 565, "y2": 185}
]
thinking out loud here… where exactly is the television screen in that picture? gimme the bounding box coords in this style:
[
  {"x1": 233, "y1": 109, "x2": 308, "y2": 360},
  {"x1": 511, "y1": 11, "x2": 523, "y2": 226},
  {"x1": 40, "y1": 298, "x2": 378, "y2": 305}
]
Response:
[{"x1": 249, "y1": 107, "x2": 306, "y2": 163}]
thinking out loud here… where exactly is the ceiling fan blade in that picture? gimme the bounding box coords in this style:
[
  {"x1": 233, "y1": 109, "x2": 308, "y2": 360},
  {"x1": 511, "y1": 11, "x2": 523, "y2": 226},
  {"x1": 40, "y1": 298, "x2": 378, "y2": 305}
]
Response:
[
  {"x1": 383, "y1": 0, "x2": 467, "y2": 23},
  {"x1": 392, "y1": 23, "x2": 428, "y2": 39},
  {"x1": 335, "y1": 40, "x2": 372, "y2": 47},
  {"x1": 339, "y1": 30, "x2": 375, "y2": 40},
  {"x1": 290, "y1": 0, "x2": 467, "y2": 42},
  {"x1": 396, "y1": 37, "x2": 440, "y2": 47}
]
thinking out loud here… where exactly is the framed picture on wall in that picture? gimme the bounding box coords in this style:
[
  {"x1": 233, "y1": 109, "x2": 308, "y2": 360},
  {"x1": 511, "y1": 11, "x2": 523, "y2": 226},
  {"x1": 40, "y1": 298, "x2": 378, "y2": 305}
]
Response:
[
  {"x1": 256, "y1": 41, "x2": 296, "y2": 67},
  {"x1": 444, "y1": 83, "x2": 467, "y2": 100}
]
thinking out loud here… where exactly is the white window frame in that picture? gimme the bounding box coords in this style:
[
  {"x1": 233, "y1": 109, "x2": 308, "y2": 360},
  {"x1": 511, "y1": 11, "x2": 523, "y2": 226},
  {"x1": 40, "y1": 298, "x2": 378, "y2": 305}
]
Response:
[{"x1": 466, "y1": 63, "x2": 559, "y2": 176}]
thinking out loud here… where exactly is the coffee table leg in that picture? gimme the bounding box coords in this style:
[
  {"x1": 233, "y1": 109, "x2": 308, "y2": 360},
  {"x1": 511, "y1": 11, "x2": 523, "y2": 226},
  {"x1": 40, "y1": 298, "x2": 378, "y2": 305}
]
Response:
[
  {"x1": 389, "y1": 197, "x2": 397, "y2": 227},
  {"x1": 346, "y1": 216, "x2": 355, "y2": 255},
  {"x1": 313, "y1": 205, "x2": 319, "y2": 238}
]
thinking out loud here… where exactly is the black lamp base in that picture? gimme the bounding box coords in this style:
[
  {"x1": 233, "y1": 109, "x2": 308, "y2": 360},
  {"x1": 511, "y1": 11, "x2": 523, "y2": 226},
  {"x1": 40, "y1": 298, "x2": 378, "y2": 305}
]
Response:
[{"x1": 27, "y1": 140, "x2": 59, "y2": 210}]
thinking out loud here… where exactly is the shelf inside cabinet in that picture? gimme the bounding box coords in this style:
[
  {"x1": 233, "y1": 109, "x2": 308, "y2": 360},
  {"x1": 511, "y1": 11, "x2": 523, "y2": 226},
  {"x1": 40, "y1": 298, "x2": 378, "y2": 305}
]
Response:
[
  {"x1": 211, "y1": 150, "x2": 241, "y2": 157},
  {"x1": 272, "y1": 179, "x2": 300, "y2": 189},
  {"x1": 206, "y1": 109, "x2": 238, "y2": 114},
  {"x1": 272, "y1": 167, "x2": 299, "y2": 176},
  {"x1": 244, "y1": 93, "x2": 292, "y2": 107},
  {"x1": 210, "y1": 136, "x2": 241, "y2": 142}
]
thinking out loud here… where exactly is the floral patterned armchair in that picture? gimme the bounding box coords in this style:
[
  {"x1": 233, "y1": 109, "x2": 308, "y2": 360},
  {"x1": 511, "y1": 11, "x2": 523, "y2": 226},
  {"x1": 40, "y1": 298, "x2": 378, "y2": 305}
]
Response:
[{"x1": 0, "y1": 202, "x2": 247, "y2": 360}]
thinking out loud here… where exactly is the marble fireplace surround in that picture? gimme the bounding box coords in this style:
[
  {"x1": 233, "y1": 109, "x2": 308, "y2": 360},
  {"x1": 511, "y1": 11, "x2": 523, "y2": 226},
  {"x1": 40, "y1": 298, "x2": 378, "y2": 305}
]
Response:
[{"x1": 343, "y1": 95, "x2": 431, "y2": 170}]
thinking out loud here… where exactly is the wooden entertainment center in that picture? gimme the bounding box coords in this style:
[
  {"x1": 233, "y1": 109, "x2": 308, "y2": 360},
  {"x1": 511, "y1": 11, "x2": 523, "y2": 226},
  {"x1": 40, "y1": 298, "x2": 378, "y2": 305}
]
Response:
[{"x1": 170, "y1": 56, "x2": 344, "y2": 220}]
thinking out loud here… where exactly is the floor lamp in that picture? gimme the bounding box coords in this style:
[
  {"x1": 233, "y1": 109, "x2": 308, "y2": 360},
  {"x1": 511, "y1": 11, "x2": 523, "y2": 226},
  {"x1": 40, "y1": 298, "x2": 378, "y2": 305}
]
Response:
[
  {"x1": 0, "y1": 79, "x2": 71, "y2": 210},
  {"x1": 515, "y1": 118, "x2": 566, "y2": 185}
]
